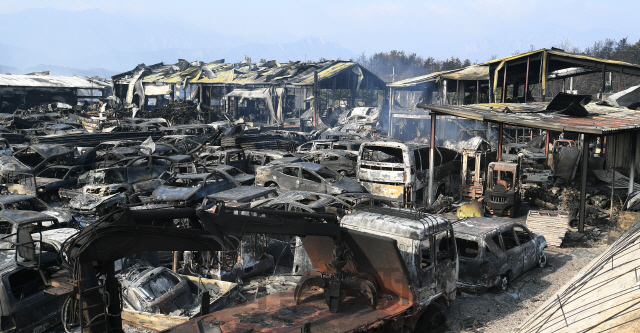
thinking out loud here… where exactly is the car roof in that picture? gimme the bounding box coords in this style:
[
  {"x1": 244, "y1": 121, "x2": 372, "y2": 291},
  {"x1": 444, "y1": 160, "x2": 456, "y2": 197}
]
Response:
[
  {"x1": 207, "y1": 186, "x2": 276, "y2": 203},
  {"x1": 452, "y1": 217, "x2": 518, "y2": 236},
  {"x1": 0, "y1": 195, "x2": 35, "y2": 204},
  {"x1": 342, "y1": 206, "x2": 450, "y2": 240},
  {"x1": 0, "y1": 210, "x2": 56, "y2": 224},
  {"x1": 293, "y1": 162, "x2": 324, "y2": 172}
]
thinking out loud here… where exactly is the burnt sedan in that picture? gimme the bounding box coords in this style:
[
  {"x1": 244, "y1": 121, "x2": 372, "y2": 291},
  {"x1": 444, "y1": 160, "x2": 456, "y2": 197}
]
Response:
[
  {"x1": 255, "y1": 162, "x2": 366, "y2": 194},
  {"x1": 150, "y1": 172, "x2": 237, "y2": 206},
  {"x1": 34, "y1": 165, "x2": 84, "y2": 199},
  {"x1": 453, "y1": 217, "x2": 547, "y2": 292},
  {"x1": 301, "y1": 149, "x2": 357, "y2": 176},
  {"x1": 209, "y1": 165, "x2": 255, "y2": 185},
  {"x1": 0, "y1": 194, "x2": 73, "y2": 226}
]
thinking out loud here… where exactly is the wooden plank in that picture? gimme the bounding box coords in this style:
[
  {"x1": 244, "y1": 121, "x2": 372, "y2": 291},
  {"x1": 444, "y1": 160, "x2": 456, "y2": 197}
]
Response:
[{"x1": 527, "y1": 210, "x2": 571, "y2": 247}]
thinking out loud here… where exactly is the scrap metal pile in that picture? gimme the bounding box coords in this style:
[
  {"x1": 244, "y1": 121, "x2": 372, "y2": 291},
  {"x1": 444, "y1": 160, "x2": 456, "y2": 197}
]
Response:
[{"x1": 0, "y1": 97, "x2": 631, "y2": 333}]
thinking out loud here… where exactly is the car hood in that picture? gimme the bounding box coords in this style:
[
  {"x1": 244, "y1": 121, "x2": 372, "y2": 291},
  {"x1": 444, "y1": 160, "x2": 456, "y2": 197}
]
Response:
[
  {"x1": 70, "y1": 192, "x2": 125, "y2": 210},
  {"x1": 35, "y1": 177, "x2": 62, "y2": 185},
  {"x1": 232, "y1": 174, "x2": 255, "y2": 184},
  {"x1": 330, "y1": 177, "x2": 367, "y2": 193},
  {"x1": 42, "y1": 209, "x2": 73, "y2": 224},
  {"x1": 151, "y1": 186, "x2": 200, "y2": 202}
]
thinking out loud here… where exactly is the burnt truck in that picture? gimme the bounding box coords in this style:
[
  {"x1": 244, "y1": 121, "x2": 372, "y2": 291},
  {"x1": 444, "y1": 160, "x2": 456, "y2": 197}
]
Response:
[
  {"x1": 357, "y1": 141, "x2": 461, "y2": 207},
  {"x1": 169, "y1": 206, "x2": 458, "y2": 332}
]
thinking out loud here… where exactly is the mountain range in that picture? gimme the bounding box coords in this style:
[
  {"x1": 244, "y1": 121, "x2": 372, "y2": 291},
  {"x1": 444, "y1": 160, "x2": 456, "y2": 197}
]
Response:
[{"x1": 0, "y1": 8, "x2": 356, "y2": 78}]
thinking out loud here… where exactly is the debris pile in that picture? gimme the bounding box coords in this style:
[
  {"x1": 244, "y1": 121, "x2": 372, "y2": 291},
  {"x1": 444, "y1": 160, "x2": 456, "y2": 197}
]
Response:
[{"x1": 137, "y1": 100, "x2": 205, "y2": 125}]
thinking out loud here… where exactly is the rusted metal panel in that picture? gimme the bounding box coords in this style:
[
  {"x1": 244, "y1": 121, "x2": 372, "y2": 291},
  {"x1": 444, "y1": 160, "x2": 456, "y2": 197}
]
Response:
[
  {"x1": 170, "y1": 290, "x2": 412, "y2": 333},
  {"x1": 421, "y1": 102, "x2": 640, "y2": 135}
]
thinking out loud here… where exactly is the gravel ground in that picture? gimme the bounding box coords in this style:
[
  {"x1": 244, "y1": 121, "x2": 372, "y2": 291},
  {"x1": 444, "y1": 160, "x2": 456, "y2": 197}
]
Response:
[{"x1": 440, "y1": 243, "x2": 607, "y2": 333}]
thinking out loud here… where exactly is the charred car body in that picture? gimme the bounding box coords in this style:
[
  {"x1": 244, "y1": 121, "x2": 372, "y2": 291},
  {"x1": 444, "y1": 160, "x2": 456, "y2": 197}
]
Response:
[
  {"x1": 453, "y1": 217, "x2": 547, "y2": 292},
  {"x1": 301, "y1": 149, "x2": 357, "y2": 176},
  {"x1": 255, "y1": 162, "x2": 366, "y2": 194},
  {"x1": 357, "y1": 141, "x2": 461, "y2": 207}
]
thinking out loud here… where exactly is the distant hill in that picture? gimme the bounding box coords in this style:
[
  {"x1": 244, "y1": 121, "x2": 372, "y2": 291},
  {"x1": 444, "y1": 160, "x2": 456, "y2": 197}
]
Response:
[
  {"x1": 0, "y1": 8, "x2": 356, "y2": 74},
  {"x1": 20, "y1": 65, "x2": 119, "y2": 78},
  {"x1": 0, "y1": 65, "x2": 18, "y2": 74}
]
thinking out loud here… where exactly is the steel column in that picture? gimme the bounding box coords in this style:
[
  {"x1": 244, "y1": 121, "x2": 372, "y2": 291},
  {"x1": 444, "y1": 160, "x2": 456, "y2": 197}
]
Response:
[
  {"x1": 629, "y1": 133, "x2": 637, "y2": 195},
  {"x1": 389, "y1": 87, "x2": 394, "y2": 137},
  {"x1": 545, "y1": 130, "x2": 550, "y2": 156},
  {"x1": 501, "y1": 63, "x2": 508, "y2": 103},
  {"x1": 497, "y1": 123, "x2": 503, "y2": 161},
  {"x1": 611, "y1": 135, "x2": 617, "y2": 219},
  {"x1": 524, "y1": 57, "x2": 530, "y2": 102},
  {"x1": 579, "y1": 134, "x2": 589, "y2": 232},
  {"x1": 428, "y1": 113, "x2": 436, "y2": 205},
  {"x1": 476, "y1": 80, "x2": 479, "y2": 104}
]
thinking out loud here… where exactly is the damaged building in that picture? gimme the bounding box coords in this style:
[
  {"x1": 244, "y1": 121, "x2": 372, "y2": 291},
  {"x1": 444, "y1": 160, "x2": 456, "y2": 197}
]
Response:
[
  {"x1": 0, "y1": 72, "x2": 112, "y2": 113},
  {"x1": 112, "y1": 59, "x2": 386, "y2": 129}
]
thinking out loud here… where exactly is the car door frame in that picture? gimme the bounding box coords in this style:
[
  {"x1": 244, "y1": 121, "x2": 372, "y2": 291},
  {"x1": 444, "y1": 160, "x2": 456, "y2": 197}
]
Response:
[
  {"x1": 298, "y1": 167, "x2": 327, "y2": 193},
  {"x1": 499, "y1": 226, "x2": 524, "y2": 278}
]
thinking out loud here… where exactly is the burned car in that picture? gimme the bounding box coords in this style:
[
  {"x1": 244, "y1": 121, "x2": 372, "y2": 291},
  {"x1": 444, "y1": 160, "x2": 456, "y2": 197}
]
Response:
[
  {"x1": 357, "y1": 141, "x2": 461, "y2": 207},
  {"x1": 0, "y1": 210, "x2": 61, "y2": 249},
  {"x1": 149, "y1": 172, "x2": 237, "y2": 207},
  {"x1": 199, "y1": 149, "x2": 247, "y2": 172},
  {"x1": 453, "y1": 217, "x2": 547, "y2": 292},
  {"x1": 210, "y1": 165, "x2": 255, "y2": 185},
  {"x1": 484, "y1": 161, "x2": 521, "y2": 217},
  {"x1": 245, "y1": 150, "x2": 296, "y2": 174},
  {"x1": 295, "y1": 139, "x2": 335, "y2": 153},
  {"x1": 33, "y1": 165, "x2": 84, "y2": 199},
  {"x1": 0, "y1": 194, "x2": 73, "y2": 225},
  {"x1": 204, "y1": 186, "x2": 277, "y2": 209},
  {"x1": 0, "y1": 144, "x2": 73, "y2": 180},
  {"x1": 0, "y1": 248, "x2": 67, "y2": 333},
  {"x1": 255, "y1": 162, "x2": 366, "y2": 194},
  {"x1": 118, "y1": 262, "x2": 239, "y2": 331},
  {"x1": 301, "y1": 149, "x2": 357, "y2": 176}
]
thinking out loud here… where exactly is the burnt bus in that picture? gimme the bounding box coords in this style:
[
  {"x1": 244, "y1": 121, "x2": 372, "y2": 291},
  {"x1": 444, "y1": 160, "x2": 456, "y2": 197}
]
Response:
[{"x1": 357, "y1": 141, "x2": 461, "y2": 207}]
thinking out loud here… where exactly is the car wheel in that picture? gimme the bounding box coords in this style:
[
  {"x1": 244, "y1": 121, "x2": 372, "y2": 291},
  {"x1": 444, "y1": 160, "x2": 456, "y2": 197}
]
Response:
[
  {"x1": 538, "y1": 253, "x2": 547, "y2": 268},
  {"x1": 339, "y1": 170, "x2": 347, "y2": 176},
  {"x1": 499, "y1": 276, "x2": 509, "y2": 291},
  {"x1": 267, "y1": 182, "x2": 278, "y2": 188}
]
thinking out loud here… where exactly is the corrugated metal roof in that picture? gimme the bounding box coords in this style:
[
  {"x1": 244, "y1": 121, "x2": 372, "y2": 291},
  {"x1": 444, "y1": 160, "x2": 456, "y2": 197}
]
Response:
[
  {"x1": 388, "y1": 65, "x2": 490, "y2": 89},
  {"x1": 125, "y1": 59, "x2": 386, "y2": 88},
  {"x1": 387, "y1": 69, "x2": 457, "y2": 88},
  {"x1": 441, "y1": 65, "x2": 490, "y2": 81},
  {"x1": 481, "y1": 48, "x2": 640, "y2": 69},
  {"x1": 0, "y1": 74, "x2": 111, "y2": 89},
  {"x1": 419, "y1": 102, "x2": 640, "y2": 134},
  {"x1": 293, "y1": 62, "x2": 355, "y2": 85}
]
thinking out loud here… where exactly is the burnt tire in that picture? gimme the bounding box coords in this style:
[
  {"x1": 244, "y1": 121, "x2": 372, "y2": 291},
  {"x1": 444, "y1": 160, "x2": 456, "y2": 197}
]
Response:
[
  {"x1": 414, "y1": 304, "x2": 446, "y2": 332},
  {"x1": 499, "y1": 276, "x2": 509, "y2": 291},
  {"x1": 538, "y1": 253, "x2": 547, "y2": 268}
]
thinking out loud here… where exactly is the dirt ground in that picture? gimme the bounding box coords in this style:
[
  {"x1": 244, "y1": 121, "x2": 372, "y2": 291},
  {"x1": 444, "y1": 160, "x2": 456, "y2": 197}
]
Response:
[{"x1": 439, "y1": 242, "x2": 607, "y2": 333}]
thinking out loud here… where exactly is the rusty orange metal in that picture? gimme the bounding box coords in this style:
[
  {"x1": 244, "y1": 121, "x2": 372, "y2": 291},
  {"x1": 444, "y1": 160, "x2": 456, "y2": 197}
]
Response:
[{"x1": 171, "y1": 290, "x2": 412, "y2": 333}]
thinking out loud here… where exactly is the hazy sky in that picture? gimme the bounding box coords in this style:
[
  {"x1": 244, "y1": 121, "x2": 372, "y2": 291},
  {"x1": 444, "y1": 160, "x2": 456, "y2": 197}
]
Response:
[{"x1": 1, "y1": 0, "x2": 638, "y2": 71}]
